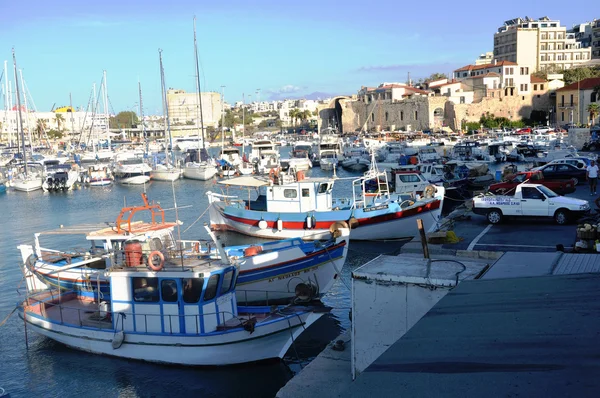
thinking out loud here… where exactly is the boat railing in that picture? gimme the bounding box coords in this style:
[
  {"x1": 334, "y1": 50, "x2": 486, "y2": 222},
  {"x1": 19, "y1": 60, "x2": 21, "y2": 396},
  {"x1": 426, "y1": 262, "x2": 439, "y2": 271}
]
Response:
[
  {"x1": 26, "y1": 292, "x2": 243, "y2": 335},
  {"x1": 206, "y1": 191, "x2": 245, "y2": 206}
]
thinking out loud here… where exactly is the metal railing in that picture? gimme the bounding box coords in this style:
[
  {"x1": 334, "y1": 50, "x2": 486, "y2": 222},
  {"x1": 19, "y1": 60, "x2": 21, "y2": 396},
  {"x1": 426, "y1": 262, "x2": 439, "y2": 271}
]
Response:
[{"x1": 26, "y1": 292, "x2": 241, "y2": 335}]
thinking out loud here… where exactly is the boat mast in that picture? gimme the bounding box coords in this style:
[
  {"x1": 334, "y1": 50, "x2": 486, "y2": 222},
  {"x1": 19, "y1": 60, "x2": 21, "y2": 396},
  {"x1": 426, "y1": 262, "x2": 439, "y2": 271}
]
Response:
[
  {"x1": 193, "y1": 16, "x2": 206, "y2": 151},
  {"x1": 103, "y1": 70, "x2": 109, "y2": 150},
  {"x1": 220, "y1": 85, "x2": 225, "y2": 151},
  {"x1": 12, "y1": 48, "x2": 27, "y2": 175},
  {"x1": 69, "y1": 92, "x2": 75, "y2": 138},
  {"x1": 138, "y1": 80, "x2": 147, "y2": 154},
  {"x1": 159, "y1": 49, "x2": 174, "y2": 166},
  {"x1": 19, "y1": 69, "x2": 34, "y2": 156},
  {"x1": 3, "y1": 60, "x2": 11, "y2": 147}
]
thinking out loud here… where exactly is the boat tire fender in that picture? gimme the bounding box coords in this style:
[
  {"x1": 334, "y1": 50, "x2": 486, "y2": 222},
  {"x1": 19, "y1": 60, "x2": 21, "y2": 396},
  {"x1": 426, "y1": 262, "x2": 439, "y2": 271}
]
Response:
[{"x1": 147, "y1": 251, "x2": 165, "y2": 272}]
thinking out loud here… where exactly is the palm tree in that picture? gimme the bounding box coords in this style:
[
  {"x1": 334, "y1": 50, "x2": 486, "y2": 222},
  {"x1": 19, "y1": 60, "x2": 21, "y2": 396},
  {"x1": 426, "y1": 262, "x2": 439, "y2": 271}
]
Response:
[
  {"x1": 36, "y1": 119, "x2": 47, "y2": 141},
  {"x1": 588, "y1": 103, "x2": 600, "y2": 126},
  {"x1": 55, "y1": 113, "x2": 65, "y2": 132},
  {"x1": 289, "y1": 108, "x2": 299, "y2": 127}
]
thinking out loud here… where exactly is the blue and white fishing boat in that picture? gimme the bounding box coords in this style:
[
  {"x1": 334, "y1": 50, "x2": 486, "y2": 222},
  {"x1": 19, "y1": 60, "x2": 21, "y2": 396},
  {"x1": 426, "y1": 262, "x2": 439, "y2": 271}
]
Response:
[
  {"x1": 19, "y1": 194, "x2": 350, "y2": 303},
  {"x1": 18, "y1": 254, "x2": 327, "y2": 365}
]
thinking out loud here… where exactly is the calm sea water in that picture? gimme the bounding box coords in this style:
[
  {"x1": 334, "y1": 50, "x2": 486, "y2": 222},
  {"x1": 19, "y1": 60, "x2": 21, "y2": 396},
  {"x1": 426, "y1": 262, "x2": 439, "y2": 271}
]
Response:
[{"x1": 0, "y1": 146, "x2": 399, "y2": 398}]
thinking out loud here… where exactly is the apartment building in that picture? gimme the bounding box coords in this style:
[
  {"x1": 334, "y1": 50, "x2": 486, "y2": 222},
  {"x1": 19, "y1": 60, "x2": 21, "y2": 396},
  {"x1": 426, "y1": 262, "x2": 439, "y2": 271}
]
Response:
[
  {"x1": 475, "y1": 52, "x2": 494, "y2": 65},
  {"x1": 555, "y1": 77, "x2": 600, "y2": 126},
  {"x1": 453, "y1": 60, "x2": 532, "y2": 96},
  {"x1": 593, "y1": 20, "x2": 600, "y2": 59},
  {"x1": 494, "y1": 17, "x2": 592, "y2": 72},
  {"x1": 166, "y1": 89, "x2": 221, "y2": 127},
  {"x1": 357, "y1": 84, "x2": 430, "y2": 104}
]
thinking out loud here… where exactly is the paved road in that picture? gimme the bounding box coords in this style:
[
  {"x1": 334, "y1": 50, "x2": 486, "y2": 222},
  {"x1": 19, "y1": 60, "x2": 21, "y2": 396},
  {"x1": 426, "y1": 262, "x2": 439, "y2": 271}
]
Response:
[{"x1": 446, "y1": 183, "x2": 596, "y2": 253}]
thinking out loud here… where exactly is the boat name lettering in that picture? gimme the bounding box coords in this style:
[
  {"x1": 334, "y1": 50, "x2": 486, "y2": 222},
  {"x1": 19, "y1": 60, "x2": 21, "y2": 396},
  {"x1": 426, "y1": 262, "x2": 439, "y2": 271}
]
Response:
[{"x1": 363, "y1": 204, "x2": 389, "y2": 212}]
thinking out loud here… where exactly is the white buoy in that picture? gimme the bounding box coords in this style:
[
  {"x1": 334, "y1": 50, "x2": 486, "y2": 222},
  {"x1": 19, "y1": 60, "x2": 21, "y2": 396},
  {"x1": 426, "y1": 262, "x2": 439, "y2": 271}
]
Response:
[
  {"x1": 258, "y1": 220, "x2": 268, "y2": 229},
  {"x1": 306, "y1": 215, "x2": 313, "y2": 229},
  {"x1": 276, "y1": 218, "x2": 283, "y2": 231}
]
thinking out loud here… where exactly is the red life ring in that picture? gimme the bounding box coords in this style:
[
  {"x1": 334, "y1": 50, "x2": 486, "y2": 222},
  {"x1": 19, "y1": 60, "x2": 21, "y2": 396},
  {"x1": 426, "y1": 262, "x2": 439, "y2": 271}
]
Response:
[{"x1": 147, "y1": 251, "x2": 165, "y2": 271}]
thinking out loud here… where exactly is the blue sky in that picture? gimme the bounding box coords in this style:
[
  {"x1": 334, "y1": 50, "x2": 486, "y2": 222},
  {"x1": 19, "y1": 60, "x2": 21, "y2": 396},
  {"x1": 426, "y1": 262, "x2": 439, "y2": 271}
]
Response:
[{"x1": 0, "y1": 0, "x2": 595, "y2": 114}]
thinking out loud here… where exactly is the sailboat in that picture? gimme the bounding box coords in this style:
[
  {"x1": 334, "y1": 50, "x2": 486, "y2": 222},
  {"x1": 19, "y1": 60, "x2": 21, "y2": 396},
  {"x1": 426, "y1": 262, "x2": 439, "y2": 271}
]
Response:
[
  {"x1": 10, "y1": 49, "x2": 42, "y2": 192},
  {"x1": 151, "y1": 50, "x2": 182, "y2": 182},
  {"x1": 182, "y1": 18, "x2": 217, "y2": 181}
]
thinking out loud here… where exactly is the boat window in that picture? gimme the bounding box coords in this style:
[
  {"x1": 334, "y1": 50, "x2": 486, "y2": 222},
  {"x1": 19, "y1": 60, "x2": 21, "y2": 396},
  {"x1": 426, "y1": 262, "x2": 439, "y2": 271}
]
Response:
[
  {"x1": 220, "y1": 269, "x2": 234, "y2": 294},
  {"x1": 302, "y1": 188, "x2": 310, "y2": 197},
  {"x1": 318, "y1": 183, "x2": 328, "y2": 193},
  {"x1": 284, "y1": 189, "x2": 297, "y2": 199},
  {"x1": 132, "y1": 277, "x2": 159, "y2": 302},
  {"x1": 399, "y1": 174, "x2": 421, "y2": 183},
  {"x1": 203, "y1": 274, "x2": 220, "y2": 301},
  {"x1": 161, "y1": 280, "x2": 178, "y2": 302},
  {"x1": 182, "y1": 277, "x2": 204, "y2": 303}
]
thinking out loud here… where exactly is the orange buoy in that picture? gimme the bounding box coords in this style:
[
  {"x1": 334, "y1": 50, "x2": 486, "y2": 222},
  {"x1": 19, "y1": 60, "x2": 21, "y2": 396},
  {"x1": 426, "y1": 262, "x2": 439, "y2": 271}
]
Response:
[
  {"x1": 147, "y1": 251, "x2": 165, "y2": 271},
  {"x1": 296, "y1": 170, "x2": 305, "y2": 181}
]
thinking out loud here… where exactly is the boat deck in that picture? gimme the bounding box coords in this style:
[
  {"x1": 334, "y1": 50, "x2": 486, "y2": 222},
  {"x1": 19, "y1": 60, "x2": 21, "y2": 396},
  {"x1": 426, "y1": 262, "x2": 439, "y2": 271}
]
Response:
[{"x1": 26, "y1": 292, "x2": 113, "y2": 330}]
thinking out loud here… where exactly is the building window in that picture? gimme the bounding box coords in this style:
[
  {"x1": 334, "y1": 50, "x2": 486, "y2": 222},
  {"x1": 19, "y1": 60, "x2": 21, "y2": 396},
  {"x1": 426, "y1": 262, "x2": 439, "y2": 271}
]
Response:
[
  {"x1": 400, "y1": 111, "x2": 404, "y2": 121},
  {"x1": 540, "y1": 84, "x2": 544, "y2": 90},
  {"x1": 463, "y1": 72, "x2": 467, "y2": 77},
  {"x1": 460, "y1": 96, "x2": 465, "y2": 104},
  {"x1": 570, "y1": 94, "x2": 574, "y2": 106},
  {"x1": 592, "y1": 92, "x2": 598, "y2": 103},
  {"x1": 385, "y1": 111, "x2": 388, "y2": 121},
  {"x1": 534, "y1": 84, "x2": 538, "y2": 90},
  {"x1": 561, "y1": 112, "x2": 564, "y2": 122},
  {"x1": 371, "y1": 113, "x2": 374, "y2": 122},
  {"x1": 520, "y1": 67, "x2": 529, "y2": 75},
  {"x1": 561, "y1": 95, "x2": 565, "y2": 106},
  {"x1": 414, "y1": 111, "x2": 418, "y2": 119}
]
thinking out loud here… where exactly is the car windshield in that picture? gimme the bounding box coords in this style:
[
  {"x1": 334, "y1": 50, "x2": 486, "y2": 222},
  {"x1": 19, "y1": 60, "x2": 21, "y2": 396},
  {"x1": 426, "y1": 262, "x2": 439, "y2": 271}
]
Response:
[{"x1": 537, "y1": 185, "x2": 558, "y2": 198}]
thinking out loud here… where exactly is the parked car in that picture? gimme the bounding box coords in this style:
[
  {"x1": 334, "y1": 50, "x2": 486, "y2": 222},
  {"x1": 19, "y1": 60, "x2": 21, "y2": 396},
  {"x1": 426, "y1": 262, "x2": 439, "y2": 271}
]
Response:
[
  {"x1": 473, "y1": 184, "x2": 589, "y2": 225},
  {"x1": 489, "y1": 170, "x2": 576, "y2": 195},
  {"x1": 547, "y1": 158, "x2": 588, "y2": 169},
  {"x1": 535, "y1": 163, "x2": 587, "y2": 185}
]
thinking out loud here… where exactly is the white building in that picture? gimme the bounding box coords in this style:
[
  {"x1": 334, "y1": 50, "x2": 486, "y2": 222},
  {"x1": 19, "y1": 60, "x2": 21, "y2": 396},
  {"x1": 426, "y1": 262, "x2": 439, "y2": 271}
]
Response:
[
  {"x1": 453, "y1": 60, "x2": 532, "y2": 96},
  {"x1": 166, "y1": 89, "x2": 221, "y2": 128},
  {"x1": 494, "y1": 16, "x2": 593, "y2": 72},
  {"x1": 475, "y1": 51, "x2": 494, "y2": 65}
]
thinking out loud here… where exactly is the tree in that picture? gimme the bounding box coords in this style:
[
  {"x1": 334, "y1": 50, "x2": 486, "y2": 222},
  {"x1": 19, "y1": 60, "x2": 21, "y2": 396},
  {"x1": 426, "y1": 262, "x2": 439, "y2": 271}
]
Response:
[
  {"x1": 36, "y1": 119, "x2": 47, "y2": 141},
  {"x1": 110, "y1": 111, "x2": 139, "y2": 129},
  {"x1": 563, "y1": 66, "x2": 600, "y2": 85},
  {"x1": 55, "y1": 113, "x2": 65, "y2": 132},
  {"x1": 47, "y1": 129, "x2": 63, "y2": 139},
  {"x1": 288, "y1": 108, "x2": 300, "y2": 126},
  {"x1": 588, "y1": 103, "x2": 599, "y2": 126},
  {"x1": 424, "y1": 73, "x2": 448, "y2": 83}
]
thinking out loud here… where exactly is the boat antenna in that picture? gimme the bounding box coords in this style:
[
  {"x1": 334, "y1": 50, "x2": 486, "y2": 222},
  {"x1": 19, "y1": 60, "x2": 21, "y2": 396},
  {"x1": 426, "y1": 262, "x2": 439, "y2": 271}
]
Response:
[
  {"x1": 12, "y1": 48, "x2": 27, "y2": 175},
  {"x1": 193, "y1": 16, "x2": 206, "y2": 151}
]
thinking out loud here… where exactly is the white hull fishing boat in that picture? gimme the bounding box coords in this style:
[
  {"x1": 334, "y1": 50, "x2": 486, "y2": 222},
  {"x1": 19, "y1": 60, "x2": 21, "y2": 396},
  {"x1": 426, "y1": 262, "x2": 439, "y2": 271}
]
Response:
[
  {"x1": 207, "y1": 165, "x2": 444, "y2": 241},
  {"x1": 18, "y1": 194, "x2": 349, "y2": 304},
  {"x1": 18, "y1": 251, "x2": 326, "y2": 366}
]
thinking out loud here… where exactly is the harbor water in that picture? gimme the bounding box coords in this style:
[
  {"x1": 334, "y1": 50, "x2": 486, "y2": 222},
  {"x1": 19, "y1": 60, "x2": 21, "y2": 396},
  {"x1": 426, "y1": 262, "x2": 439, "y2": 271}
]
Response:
[{"x1": 0, "y1": 147, "x2": 399, "y2": 398}]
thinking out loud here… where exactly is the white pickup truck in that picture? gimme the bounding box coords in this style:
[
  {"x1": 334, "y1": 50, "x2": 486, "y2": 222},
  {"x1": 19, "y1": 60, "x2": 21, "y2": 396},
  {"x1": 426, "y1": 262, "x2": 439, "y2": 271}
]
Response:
[{"x1": 472, "y1": 183, "x2": 590, "y2": 225}]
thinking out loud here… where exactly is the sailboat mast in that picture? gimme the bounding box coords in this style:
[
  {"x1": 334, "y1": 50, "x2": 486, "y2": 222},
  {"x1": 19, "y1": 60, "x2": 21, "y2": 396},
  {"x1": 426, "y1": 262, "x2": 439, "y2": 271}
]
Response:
[
  {"x1": 159, "y1": 49, "x2": 174, "y2": 165},
  {"x1": 19, "y1": 69, "x2": 34, "y2": 156},
  {"x1": 193, "y1": 16, "x2": 206, "y2": 151},
  {"x1": 138, "y1": 80, "x2": 147, "y2": 154},
  {"x1": 12, "y1": 48, "x2": 27, "y2": 175},
  {"x1": 69, "y1": 92, "x2": 75, "y2": 137},
  {"x1": 220, "y1": 85, "x2": 225, "y2": 150},
  {"x1": 3, "y1": 60, "x2": 11, "y2": 147}
]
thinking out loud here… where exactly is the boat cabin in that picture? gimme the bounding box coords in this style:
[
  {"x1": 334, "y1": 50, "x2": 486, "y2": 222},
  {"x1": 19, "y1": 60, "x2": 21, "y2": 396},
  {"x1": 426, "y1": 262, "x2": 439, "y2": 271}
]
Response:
[
  {"x1": 217, "y1": 175, "x2": 334, "y2": 213},
  {"x1": 390, "y1": 169, "x2": 430, "y2": 195},
  {"x1": 109, "y1": 264, "x2": 237, "y2": 335}
]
